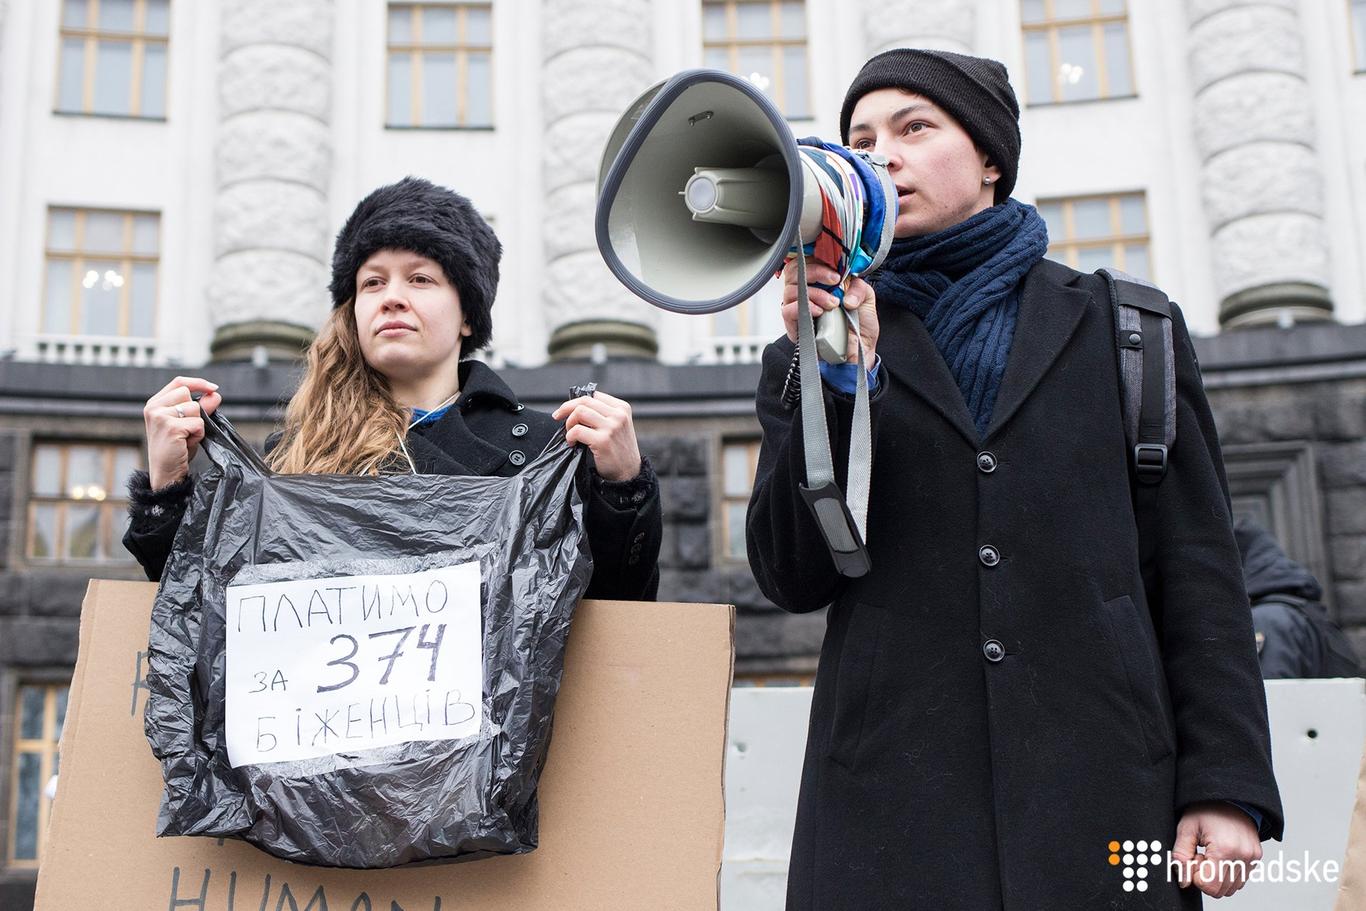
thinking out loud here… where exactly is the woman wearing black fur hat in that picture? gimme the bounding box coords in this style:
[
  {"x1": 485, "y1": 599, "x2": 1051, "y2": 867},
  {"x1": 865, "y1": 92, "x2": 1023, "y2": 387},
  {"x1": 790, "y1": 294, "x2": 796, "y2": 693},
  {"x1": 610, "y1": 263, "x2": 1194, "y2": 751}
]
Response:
[{"x1": 124, "y1": 176, "x2": 661, "y2": 601}]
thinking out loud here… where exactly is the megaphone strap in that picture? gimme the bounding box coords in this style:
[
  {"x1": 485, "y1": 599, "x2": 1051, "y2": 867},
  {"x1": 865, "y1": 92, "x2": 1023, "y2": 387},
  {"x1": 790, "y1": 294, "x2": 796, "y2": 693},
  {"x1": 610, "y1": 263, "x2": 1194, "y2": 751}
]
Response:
[{"x1": 794, "y1": 251, "x2": 872, "y2": 576}]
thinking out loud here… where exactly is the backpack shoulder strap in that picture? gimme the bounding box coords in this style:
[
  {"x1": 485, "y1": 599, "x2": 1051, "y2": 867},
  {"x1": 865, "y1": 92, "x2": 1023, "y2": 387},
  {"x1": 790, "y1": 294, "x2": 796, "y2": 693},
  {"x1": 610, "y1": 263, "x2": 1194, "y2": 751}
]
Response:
[{"x1": 1097, "y1": 267, "x2": 1176, "y2": 485}]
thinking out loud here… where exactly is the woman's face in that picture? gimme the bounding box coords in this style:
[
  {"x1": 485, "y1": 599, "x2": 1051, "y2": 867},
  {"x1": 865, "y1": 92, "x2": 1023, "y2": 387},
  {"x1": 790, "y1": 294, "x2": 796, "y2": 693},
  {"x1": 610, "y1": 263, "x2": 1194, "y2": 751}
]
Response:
[
  {"x1": 354, "y1": 248, "x2": 471, "y2": 385},
  {"x1": 846, "y1": 88, "x2": 999, "y2": 238}
]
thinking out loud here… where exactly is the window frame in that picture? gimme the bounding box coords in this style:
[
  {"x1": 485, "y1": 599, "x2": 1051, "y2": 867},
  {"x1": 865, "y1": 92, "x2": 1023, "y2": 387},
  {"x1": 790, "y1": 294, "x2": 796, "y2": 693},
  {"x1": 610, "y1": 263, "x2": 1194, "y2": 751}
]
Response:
[
  {"x1": 1020, "y1": 0, "x2": 1137, "y2": 106},
  {"x1": 26, "y1": 440, "x2": 142, "y2": 566},
  {"x1": 385, "y1": 2, "x2": 495, "y2": 130},
  {"x1": 702, "y1": 0, "x2": 811, "y2": 120},
  {"x1": 3, "y1": 675, "x2": 71, "y2": 871},
  {"x1": 1037, "y1": 191, "x2": 1153, "y2": 280},
  {"x1": 54, "y1": 0, "x2": 171, "y2": 120},
  {"x1": 718, "y1": 437, "x2": 762, "y2": 564},
  {"x1": 42, "y1": 206, "x2": 161, "y2": 342}
]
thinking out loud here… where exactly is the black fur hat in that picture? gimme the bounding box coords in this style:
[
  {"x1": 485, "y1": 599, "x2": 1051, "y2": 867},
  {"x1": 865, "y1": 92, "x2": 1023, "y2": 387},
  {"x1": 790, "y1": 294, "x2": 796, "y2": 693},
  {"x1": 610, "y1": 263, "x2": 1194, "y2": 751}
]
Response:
[{"x1": 329, "y1": 176, "x2": 501, "y2": 353}]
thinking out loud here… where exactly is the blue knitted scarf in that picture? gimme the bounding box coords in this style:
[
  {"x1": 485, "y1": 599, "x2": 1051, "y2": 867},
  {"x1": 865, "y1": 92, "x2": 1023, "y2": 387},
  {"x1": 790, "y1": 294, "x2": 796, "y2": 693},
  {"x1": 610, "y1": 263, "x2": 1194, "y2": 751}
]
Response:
[{"x1": 872, "y1": 198, "x2": 1049, "y2": 436}]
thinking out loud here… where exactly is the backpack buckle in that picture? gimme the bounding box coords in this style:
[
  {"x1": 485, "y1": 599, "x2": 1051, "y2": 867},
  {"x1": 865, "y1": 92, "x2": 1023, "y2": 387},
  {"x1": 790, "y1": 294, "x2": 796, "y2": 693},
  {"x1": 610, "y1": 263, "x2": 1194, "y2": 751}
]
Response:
[{"x1": 1134, "y1": 443, "x2": 1168, "y2": 483}]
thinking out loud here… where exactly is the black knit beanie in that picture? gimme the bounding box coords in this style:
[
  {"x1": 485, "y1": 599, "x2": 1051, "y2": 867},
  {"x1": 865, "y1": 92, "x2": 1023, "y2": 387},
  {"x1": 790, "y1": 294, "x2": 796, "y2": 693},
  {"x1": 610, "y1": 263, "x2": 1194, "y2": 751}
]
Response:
[
  {"x1": 839, "y1": 49, "x2": 1021, "y2": 204},
  {"x1": 330, "y1": 176, "x2": 501, "y2": 353}
]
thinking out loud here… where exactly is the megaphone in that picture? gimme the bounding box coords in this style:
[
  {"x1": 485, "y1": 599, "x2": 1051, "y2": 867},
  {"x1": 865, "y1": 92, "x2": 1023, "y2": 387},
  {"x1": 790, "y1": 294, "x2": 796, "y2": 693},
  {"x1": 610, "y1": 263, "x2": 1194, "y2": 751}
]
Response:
[
  {"x1": 594, "y1": 69, "x2": 897, "y2": 364},
  {"x1": 595, "y1": 69, "x2": 894, "y2": 579}
]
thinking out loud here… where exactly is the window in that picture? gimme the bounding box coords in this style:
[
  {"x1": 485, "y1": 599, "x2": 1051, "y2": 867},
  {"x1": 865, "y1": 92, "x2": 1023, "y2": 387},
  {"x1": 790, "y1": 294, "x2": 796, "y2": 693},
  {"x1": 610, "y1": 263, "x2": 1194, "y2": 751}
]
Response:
[
  {"x1": 706, "y1": 276, "x2": 782, "y2": 364},
  {"x1": 6, "y1": 682, "x2": 69, "y2": 867},
  {"x1": 702, "y1": 0, "x2": 810, "y2": 119},
  {"x1": 1036, "y1": 192, "x2": 1151, "y2": 279},
  {"x1": 1353, "y1": 0, "x2": 1366, "y2": 72},
  {"x1": 43, "y1": 207, "x2": 160, "y2": 342},
  {"x1": 720, "y1": 439, "x2": 761, "y2": 562},
  {"x1": 28, "y1": 442, "x2": 141, "y2": 564},
  {"x1": 56, "y1": 0, "x2": 170, "y2": 117},
  {"x1": 386, "y1": 3, "x2": 493, "y2": 128},
  {"x1": 1021, "y1": 0, "x2": 1134, "y2": 105}
]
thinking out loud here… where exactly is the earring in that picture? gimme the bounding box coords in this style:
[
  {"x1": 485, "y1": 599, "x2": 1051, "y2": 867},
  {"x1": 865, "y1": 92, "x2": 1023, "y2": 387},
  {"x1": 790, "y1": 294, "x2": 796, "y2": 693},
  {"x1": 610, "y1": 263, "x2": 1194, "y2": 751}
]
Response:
[{"x1": 983, "y1": 177, "x2": 993, "y2": 185}]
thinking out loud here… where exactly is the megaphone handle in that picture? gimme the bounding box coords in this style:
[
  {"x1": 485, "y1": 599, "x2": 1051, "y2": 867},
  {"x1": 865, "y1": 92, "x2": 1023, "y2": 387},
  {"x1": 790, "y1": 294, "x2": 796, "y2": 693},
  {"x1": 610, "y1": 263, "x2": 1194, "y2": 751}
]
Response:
[{"x1": 811, "y1": 280, "x2": 848, "y2": 365}]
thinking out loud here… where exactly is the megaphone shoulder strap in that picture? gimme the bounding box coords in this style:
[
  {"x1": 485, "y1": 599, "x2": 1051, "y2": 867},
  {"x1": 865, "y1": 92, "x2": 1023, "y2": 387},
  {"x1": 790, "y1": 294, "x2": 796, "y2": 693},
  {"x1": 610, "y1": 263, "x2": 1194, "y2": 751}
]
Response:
[{"x1": 794, "y1": 252, "x2": 872, "y2": 578}]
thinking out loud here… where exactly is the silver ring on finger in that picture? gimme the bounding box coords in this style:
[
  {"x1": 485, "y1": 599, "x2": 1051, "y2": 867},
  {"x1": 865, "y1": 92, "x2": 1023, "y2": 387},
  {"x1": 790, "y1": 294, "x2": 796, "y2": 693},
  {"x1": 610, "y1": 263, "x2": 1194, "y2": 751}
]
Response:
[{"x1": 175, "y1": 404, "x2": 186, "y2": 419}]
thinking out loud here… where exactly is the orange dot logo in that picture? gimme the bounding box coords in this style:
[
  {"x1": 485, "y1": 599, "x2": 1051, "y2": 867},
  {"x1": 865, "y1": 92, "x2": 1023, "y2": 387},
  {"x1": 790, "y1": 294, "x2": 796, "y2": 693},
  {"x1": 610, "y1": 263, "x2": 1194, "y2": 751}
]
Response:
[
  {"x1": 1109, "y1": 853, "x2": 1120, "y2": 865},
  {"x1": 1109, "y1": 840, "x2": 1120, "y2": 852}
]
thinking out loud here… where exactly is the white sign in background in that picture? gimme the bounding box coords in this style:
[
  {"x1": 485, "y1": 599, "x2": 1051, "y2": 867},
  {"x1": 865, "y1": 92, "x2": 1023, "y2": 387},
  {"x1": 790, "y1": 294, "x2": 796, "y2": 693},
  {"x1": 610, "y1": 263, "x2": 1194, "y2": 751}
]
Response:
[{"x1": 224, "y1": 560, "x2": 484, "y2": 767}]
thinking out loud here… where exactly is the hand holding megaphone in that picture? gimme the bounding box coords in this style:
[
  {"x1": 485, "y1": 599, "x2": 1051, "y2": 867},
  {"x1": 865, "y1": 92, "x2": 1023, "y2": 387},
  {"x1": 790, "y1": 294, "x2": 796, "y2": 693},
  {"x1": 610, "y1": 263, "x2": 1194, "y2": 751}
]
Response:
[{"x1": 780, "y1": 258, "x2": 879, "y2": 367}]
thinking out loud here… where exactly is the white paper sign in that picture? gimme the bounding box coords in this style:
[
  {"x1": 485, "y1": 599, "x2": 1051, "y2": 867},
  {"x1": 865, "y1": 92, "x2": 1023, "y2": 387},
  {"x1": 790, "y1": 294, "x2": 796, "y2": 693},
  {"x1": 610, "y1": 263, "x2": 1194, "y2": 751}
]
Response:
[{"x1": 224, "y1": 560, "x2": 483, "y2": 767}]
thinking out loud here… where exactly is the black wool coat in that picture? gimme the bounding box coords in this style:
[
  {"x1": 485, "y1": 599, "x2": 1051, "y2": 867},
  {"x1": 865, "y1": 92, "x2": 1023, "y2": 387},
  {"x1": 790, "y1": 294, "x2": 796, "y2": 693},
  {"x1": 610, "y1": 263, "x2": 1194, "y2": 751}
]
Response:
[
  {"x1": 124, "y1": 360, "x2": 662, "y2": 602},
  {"x1": 747, "y1": 258, "x2": 1283, "y2": 911}
]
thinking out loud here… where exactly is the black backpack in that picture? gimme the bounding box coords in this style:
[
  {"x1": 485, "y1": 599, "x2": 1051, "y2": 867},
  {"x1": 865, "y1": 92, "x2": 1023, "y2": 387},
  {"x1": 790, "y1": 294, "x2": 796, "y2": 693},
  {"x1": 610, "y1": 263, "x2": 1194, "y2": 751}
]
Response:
[
  {"x1": 1097, "y1": 267, "x2": 1177, "y2": 487},
  {"x1": 1097, "y1": 268, "x2": 1176, "y2": 597}
]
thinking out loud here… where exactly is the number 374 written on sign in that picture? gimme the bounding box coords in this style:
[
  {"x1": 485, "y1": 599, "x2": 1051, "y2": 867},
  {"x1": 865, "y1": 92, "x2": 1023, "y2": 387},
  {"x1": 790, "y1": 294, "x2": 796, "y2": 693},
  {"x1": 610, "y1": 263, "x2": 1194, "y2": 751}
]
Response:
[{"x1": 223, "y1": 561, "x2": 484, "y2": 767}]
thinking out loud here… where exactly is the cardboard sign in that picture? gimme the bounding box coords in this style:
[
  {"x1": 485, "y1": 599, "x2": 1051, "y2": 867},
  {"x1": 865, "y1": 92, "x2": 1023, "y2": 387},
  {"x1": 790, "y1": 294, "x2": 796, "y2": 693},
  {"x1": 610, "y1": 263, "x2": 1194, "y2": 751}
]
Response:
[
  {"x1": 35, "y1": 581, "x2": 734, "y2": 911},
  {"x1": 225, "y1": 561, "x2": 483, "y2": 766}
]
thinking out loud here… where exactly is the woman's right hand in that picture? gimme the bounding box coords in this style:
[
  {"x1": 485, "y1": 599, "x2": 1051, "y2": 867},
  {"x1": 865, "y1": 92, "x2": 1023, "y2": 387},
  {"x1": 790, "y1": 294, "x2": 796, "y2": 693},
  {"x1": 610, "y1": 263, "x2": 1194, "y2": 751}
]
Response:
[
  {"x1": 144, "y1": 376, "x2": 222, "y2": 489},
  {"x1": 780, "y1": 256, "x2": 841, "y2": 343},
  {"x1": 779, "y1": 256, "x2": 880, "y2": 364}
]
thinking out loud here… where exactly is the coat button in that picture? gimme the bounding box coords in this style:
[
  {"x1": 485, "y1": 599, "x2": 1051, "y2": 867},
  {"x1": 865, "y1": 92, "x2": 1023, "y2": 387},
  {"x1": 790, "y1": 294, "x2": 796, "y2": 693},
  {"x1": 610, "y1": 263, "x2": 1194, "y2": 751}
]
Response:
[
  {"x1": 514, "y1": 403, "x2": 526, "y2": 412},
  {"x1": 977, "y1": 451, "x2": 997, "y2": 473},
  {"x1": 982, "y1": 639, "x2": 1005, "y2": 662},
  {"x1": 511, "y1": 423, "x2": 529, "y2": 438},
  {"x1": 979, "y1": 545, "x2": 1000, "y2": 567},
  {"x1": 509, "y1": 450, "x2": 526, "y2": 466}
]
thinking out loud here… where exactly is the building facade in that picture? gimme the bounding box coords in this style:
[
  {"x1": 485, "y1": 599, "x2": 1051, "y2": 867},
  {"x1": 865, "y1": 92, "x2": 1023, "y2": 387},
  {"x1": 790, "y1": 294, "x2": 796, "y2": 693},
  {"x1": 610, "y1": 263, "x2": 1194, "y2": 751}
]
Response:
[{"x1": 1, "y1": 0, "x2": 1365, "y2": 905}]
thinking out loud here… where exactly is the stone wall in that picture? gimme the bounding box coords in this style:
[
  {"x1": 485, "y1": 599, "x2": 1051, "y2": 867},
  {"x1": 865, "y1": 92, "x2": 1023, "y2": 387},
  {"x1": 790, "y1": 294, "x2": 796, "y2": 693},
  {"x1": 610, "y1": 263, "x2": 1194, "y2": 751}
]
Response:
[{"x1": 1198, "y1": 323, "x2": 1366, "y2": 656}]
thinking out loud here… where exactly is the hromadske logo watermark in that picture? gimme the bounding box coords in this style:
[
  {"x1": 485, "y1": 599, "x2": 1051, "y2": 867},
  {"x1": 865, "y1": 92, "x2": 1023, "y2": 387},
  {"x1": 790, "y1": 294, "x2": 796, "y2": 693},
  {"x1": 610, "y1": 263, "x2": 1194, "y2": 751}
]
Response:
[
  {"x1": 1108, "y1": 839, "x2": 1165, "y2": 892},
  {"x1": 1107, "y1": 839, "x2": 1340, "y2": 892}
]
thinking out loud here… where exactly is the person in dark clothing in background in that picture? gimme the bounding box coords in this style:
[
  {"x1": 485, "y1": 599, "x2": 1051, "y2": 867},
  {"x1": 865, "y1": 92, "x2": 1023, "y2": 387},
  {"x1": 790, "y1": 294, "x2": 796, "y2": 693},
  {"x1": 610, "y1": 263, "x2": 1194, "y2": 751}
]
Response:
[
  {"x1": 1236, "y1": 518, "x2": 1361, "y2": 679},
  {"x1": 123, "y1": 177, "x2": 662, "y2": 600}
]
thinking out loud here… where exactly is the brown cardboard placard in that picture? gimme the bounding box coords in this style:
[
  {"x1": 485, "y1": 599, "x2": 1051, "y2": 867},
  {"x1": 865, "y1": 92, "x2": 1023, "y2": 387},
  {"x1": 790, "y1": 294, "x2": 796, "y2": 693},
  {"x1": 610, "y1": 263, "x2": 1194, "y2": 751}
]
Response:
[{"x1": 36, "y1": 580, "x2": 734, "y2": 910}]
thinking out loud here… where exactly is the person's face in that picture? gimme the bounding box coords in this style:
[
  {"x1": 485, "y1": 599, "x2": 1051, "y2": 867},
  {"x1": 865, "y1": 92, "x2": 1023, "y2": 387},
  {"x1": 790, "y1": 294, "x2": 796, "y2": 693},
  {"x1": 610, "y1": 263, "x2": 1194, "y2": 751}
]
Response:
[
  {"x1": 353, "y1": 248, "x2": 470, "y2": 385},
  {"x1": 846, "y1": 88, "x2": 1001, "y2": 238}
]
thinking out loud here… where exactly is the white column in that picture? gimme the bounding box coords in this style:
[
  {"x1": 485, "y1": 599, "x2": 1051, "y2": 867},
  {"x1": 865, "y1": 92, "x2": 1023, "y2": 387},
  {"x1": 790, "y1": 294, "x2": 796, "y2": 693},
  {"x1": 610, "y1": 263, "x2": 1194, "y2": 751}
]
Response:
[
  {"x1": 541, "y1": 0, "x2": 659, "y2": 360},
  {"x1": 862, "y1": 0, "x2": 975, "y2": 56},
  {"x1": 1186, "y1": 0, "x2": 1333, "y2": 328},
  {"x1": 207, "y1": 0, "x2": 335, "y2": 360}
]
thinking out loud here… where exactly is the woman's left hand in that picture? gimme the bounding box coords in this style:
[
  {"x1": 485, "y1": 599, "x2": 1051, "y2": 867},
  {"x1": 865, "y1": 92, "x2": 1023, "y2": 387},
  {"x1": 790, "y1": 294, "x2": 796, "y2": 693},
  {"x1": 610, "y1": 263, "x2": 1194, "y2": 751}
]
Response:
[{"x1": 552, "y1": 389, "x2": 642, "y2": 482}]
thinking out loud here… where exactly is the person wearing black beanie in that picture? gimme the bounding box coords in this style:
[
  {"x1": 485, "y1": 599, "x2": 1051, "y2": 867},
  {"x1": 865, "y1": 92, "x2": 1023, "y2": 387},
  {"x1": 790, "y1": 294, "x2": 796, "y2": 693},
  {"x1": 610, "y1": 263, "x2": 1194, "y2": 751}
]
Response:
[
  {"x1": 124, "y1": 177, "x2": 663, "y2": 603},
  {"x1": 749, "y1": 48, "x2": 1281, "y2": 910}
]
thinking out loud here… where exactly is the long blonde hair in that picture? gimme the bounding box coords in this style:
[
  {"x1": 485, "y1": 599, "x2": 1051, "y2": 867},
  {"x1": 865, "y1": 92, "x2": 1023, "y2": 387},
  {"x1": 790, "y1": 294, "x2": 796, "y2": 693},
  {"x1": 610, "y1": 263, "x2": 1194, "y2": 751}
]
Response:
[{"x1": 266, "y1": 303, "x2": 410, "y2": 476}]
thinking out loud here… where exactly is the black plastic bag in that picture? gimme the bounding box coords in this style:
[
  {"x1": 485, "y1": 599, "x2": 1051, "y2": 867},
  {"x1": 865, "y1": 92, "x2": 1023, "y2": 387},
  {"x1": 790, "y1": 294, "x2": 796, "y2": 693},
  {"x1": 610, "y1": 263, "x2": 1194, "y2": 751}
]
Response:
[{"x1": 143, "y1": 411, "x2": 592, "y2": 867}]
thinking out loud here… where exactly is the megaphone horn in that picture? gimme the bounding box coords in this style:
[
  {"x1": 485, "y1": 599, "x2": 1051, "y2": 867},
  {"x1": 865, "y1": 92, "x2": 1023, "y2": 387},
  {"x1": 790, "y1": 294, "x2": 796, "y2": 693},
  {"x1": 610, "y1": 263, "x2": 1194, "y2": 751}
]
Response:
[{"x1": 595, "y1": 69, "x2": 897, "y2": 364}]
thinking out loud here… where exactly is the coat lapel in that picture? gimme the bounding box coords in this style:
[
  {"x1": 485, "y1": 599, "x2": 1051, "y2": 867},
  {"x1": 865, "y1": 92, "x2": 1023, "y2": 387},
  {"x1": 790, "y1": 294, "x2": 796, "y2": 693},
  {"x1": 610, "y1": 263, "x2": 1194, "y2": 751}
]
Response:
[
  {"x1": 403, "y1": 360, "x2": 522, "y2": 476},
  {"x1": 408, "y1": 417, "x2": 508, "y2": 475},
  {"x1": 877, "y1": 299, "x2": 982, "y2": 447},
  {"x1": 982, "y1": 258, "x2": 1092, "y2": 443},
  {"x1": 875, "y1": 258, "x2": 1092, "y2": 449}
]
